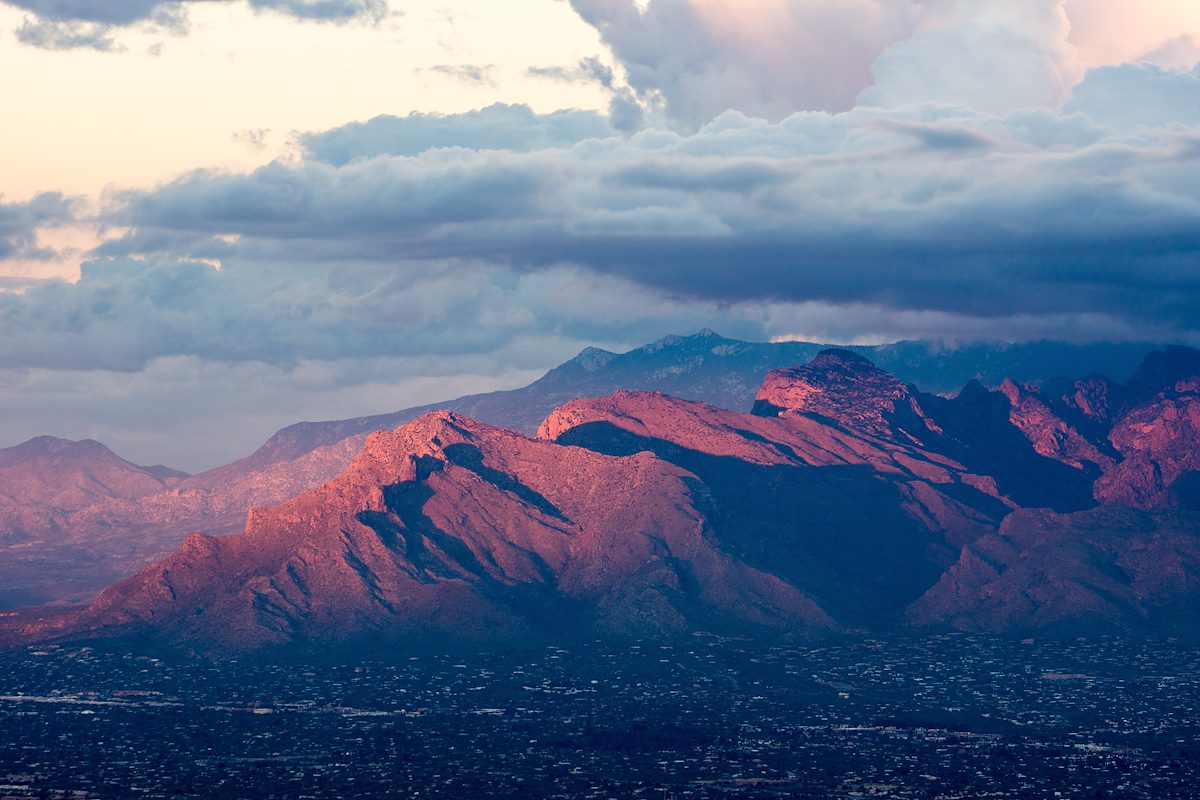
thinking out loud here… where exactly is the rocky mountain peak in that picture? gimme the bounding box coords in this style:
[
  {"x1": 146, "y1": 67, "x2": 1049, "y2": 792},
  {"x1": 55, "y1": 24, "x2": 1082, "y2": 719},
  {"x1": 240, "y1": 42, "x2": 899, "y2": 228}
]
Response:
[
  {"x1": 571, "y1": 346, "x2": 618, "y2": 372},
  {"x1": 752, "y1": 350, "x2": 934, "y2": 440}
]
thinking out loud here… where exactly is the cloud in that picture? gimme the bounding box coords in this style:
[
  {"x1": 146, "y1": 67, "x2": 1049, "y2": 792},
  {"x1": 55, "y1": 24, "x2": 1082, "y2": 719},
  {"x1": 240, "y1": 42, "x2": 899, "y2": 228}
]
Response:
[
  {"x1": 526, "y1": 57, "x2": 644, "y2": 133},
  {"x1": 0, "y1": 254, "x2": 774, "y2": 374},
  {"x1": 420, "y1": 64, "x2": 498, "y2": 87},
  {"x1": 63, "y1": 99, "x2": 1197, "y2": 347},
  {"x1": 4, "y1": 0, "x2": 174, "y2": 26},
  {"x1": 859, "y1": 0, "x2": 1081, "y2": 113},
  {"x1": 527, "y1": 56, "x2": 616, "y2": 88},
  {"x1": 567, "y1": 0, "x2": 1200, "y2": 127},
  {"x1": 0, "y1": 193, "x2": 77, "y2": 262},
  {"x1": 245, "y1": 0, "x2": 387, "y2": 23},
  {"x1": 15, "y1": 17, "x2": 120, "y2": 49},
  {"x1": 568, "y1": 0, "x2": 930, "y2": 128},
  {"x1": 1064, "y1": 63, "x2": 1200, "y2": 132},
  {"x1": 5, "y1": 0, "x2": 388, "y2": 50},
  {"x1": 233, "y1": 128, "x2": 271, "y2": 151},
  {"x1": 298, "y1": 104, "x2": 616, "y2": 166},
  {"x1": 1137, "y1": 34, "x2": 1200, "y2": 70}
]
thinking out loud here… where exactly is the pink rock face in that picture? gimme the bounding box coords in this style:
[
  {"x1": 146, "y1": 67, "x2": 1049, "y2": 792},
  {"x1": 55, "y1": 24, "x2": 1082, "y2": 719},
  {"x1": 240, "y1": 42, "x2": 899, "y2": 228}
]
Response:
[
  {"x1": 1095, "y1": 379, "x2": 1200, "y2": 509},
  {"x1": 999, "y1": 379, "x2": 1115, "y2": 473},
  {"x1": 43, "y1": 412, "x2": 832, "y2": 654},
  {"x1": 752, "y1": 350, "x2": 938, "y2": 443},
  {"x1": 1064, "y1": 375, "x2": 1124, "y2": 424}
]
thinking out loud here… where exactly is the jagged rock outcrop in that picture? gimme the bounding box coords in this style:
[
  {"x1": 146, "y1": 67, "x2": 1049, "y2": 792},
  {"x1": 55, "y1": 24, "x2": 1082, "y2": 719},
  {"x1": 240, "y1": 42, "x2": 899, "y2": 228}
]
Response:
[
  {"x1": 752, "y1": 349, "x2": 939, "y2": 443},
  {"x1": 1095, "y1": 377, "x2": 1200, "y2": 508}
]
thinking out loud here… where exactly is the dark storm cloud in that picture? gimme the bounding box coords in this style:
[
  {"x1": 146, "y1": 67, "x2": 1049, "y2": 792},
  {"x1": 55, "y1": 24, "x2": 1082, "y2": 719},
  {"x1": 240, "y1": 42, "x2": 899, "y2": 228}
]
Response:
[
  {"x1": 85, "y1": 101, "x2": 1200, "y2": 340},
  {"x1": 5, "y1": 0, "x2": 387, "y2": 50}
]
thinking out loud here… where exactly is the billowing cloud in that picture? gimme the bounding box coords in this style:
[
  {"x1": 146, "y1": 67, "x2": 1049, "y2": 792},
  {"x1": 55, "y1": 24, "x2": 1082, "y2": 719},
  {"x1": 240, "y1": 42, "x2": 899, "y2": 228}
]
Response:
[
  {"x1": 568, "y1": 0, "x2": 929, "y2": 127},
  {"x1": 80, "y1": 99, "x2": 1200, "y2": 341},
  {"x1": 0, "y1": 193, "x2": 76, "y2": 262},
  {"x1": 859, "y1": 0, "x2": 1080, "y2": 113},
  {"x1": 4, "y1": 0, "x2": 388, "y2": 50},
  {"x1": 569, "y1": 0, "x2": 1200, "y2": 127},
  {"x1": 1065, "y1": 63, "x2": 1200, "y2": 131}
]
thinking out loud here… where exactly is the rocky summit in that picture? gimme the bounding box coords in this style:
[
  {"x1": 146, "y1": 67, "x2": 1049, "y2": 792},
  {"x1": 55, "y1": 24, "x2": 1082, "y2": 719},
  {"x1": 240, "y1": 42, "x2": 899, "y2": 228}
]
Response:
[{"x1": 16, "y1": 345, "x2": 1200, "y2": 655}]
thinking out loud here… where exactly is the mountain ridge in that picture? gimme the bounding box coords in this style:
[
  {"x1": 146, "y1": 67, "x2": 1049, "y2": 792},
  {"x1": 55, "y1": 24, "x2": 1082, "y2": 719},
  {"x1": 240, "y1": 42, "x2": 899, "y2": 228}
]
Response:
[
  {"x1": 18, "y1": 343, "x2": 1200, "y2": 654},
  {"x1": 0, "y1": 333, "x2": 1181, "y2": 610}
]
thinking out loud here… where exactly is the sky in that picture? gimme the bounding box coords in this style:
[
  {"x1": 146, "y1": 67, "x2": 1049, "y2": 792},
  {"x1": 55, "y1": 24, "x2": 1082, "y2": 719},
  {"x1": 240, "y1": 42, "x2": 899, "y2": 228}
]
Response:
[{"x1": 2, "y1": 0, "x2": 1200, "y2": 471}]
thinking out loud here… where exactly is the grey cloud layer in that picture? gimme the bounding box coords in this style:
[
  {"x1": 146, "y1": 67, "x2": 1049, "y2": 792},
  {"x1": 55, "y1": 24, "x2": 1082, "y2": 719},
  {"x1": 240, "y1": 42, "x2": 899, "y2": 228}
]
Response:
[
  {"x1": 0, "y1": 255, "x2": 766, "y2": 371},
  {"x1": 299, "y1": 103, "x2": 615, "y2": 165},
  {"x1": 92, "y1": 89, "x2": 1200, "y2": 338}
]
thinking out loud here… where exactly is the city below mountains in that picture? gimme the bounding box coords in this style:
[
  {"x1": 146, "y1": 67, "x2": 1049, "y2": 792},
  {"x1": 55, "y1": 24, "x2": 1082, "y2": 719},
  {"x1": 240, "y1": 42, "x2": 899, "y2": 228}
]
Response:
[{"x1": 2, "y1": 332, "x2": 1198, "y2": 656}]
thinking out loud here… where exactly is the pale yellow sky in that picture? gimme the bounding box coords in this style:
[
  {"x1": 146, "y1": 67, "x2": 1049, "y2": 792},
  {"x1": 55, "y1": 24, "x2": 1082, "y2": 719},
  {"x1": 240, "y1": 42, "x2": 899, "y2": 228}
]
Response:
[{"x1": 0, "y1": 0, "x2": 610, "y2": 200}]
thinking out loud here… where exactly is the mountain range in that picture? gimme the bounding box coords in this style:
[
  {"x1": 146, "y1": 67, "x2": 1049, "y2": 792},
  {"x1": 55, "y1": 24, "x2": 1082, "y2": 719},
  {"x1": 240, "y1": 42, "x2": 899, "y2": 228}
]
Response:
[
  {"x1": 12, "y1": 341, "x2": 1200, "y2": 655},
  {"x1": 0, "y1": 332, "x2": 1161, "y2": 609}
]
